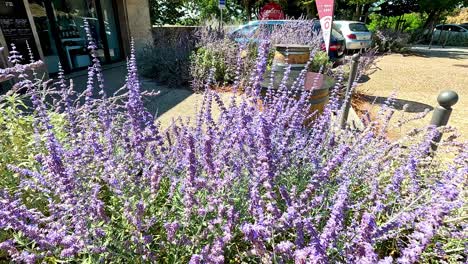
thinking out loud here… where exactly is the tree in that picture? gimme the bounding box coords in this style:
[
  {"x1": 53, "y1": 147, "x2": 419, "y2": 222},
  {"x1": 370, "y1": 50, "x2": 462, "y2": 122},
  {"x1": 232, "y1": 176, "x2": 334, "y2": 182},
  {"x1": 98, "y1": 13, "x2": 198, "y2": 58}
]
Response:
[
  {"x1": 374, "y1": 0, "x2": 419, "y2": 17},
  {"x1": 348, "y1": 0, "x2": 380, "y2": 21},
  {"x1": 149, "y1": 0, "x2": 248, "y2": 25},
  {"x1": 148, "y1": 0, "x2": 185, "y2": 25},
  {"x1": 372, "y1": 0, "x2": 468, "y2": 28},
  {"x1": 418, "y1": 0, "x2": 468, "y2": 28}
]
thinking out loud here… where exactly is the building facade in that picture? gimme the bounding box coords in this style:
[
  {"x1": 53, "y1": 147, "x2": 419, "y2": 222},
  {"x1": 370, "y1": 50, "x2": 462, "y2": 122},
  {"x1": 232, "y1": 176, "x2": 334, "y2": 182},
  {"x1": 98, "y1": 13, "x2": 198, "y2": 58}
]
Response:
[{"x1": 0, "y1": 0, "x2": 152, "y2": 74}]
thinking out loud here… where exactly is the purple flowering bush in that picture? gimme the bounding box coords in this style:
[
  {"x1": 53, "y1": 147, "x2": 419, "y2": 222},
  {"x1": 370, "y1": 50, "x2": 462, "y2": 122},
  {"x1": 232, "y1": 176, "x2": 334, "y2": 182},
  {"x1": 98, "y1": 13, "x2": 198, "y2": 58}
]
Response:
[
  {"x1": 190, "y1": 19, "x2": 324, "y2": 92},
  {"x1": 0, "y1": 23, "x2": 467, "y2": 264}
]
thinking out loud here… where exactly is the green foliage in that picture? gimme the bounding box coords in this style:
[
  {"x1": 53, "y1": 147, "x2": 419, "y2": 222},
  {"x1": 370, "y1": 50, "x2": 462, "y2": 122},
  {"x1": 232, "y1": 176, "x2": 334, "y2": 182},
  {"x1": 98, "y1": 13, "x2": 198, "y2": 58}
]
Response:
[
  {"x1": 368, "y1": 12, "x2": 426, "y2": 32},
  {"x1": 372, "y1": 29, "x2": 411, "y2": 52},
  {"x1": 309, "y1": 51, "x2": 332, "y2": 72},
  {"x1": 148, "y1": 0, "x2": 185, "y2": 25},
  {"x1": 0, "y1": 94, "x2": 65, "y2": 190},
  {"x1": 418, "y1": 0, "x2": 468, "y2": 14},
  {"x1": 0, "y1": 94, "x2": 35, "y2": 190},
  {"x1": 149, "y1": 0, "x2": 247, "y2": 26},
  {"x1": 186, "y1": 0, "x2": 246, "y2": 24},
  {"x1": 189, "y1": 38, "x2": 240, "y2": 91}
]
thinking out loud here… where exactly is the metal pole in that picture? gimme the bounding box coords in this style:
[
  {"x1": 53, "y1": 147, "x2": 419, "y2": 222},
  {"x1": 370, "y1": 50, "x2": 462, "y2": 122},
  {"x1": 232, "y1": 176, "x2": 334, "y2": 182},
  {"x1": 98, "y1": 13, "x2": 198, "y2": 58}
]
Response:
[
  {"x1": 430, "y1": 90, "x2": 459, "y2": 151},
  {"x1": 436, "y1": 22, "x2": 445, "y2": 46},
  {"x1": 428, "y1": 26, "x2": 436, "y2": 49},
  {"x1": 220, "y1": 8, "x2": 223, "y2": 31},
  {"x1": 340, "y1": 53, "x2": 360, "y2": 129},
  {"x1": 443, "y1": 28, "x2": 452, "y2": 48}
]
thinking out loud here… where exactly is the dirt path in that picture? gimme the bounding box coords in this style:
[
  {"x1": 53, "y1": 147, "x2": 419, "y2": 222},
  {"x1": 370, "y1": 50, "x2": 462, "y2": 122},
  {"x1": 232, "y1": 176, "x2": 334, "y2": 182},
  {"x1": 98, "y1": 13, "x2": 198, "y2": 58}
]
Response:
[{"x1": 357, "y1": 46, "x2": 468, "y2": 141}]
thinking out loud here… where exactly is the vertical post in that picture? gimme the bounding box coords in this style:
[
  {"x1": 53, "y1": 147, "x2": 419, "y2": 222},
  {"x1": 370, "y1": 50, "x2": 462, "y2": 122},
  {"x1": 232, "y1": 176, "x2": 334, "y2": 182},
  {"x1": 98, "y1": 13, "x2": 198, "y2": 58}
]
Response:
[
  {"x1": 340, "y1": 53, "x2": 360, "y2": 129},
  {"x1": 428, "y1": 26, "x2": 436, "y2": 49},
  {"x1": 443, "y1": 28, "x2": 452, "y2": 48},
  {"x1": 220, "y1": 8, "x2": 223, "y2": 31},
  {"x1": 218, "y1": 0, "x2": 225, "y2": 31},
  {"x1": 430, "y1": 90, "x2": 459, "y2": 151},
  {"x1": 436, "y1": 22, "x2": 445, "y2": 45}
]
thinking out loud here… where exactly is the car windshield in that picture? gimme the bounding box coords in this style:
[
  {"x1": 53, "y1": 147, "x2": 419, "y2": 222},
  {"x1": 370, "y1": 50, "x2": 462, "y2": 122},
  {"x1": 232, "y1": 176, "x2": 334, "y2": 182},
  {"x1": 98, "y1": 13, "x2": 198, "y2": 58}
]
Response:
[
  {"x1": 349, "y1": 23, "x2": 369, "y2": 32},
  {"x1": 332, "y1": 29, "x2": 343, "y2": 39},
  {"x1": 236, "y1": 25, "x2": 258, "y2": 35}
]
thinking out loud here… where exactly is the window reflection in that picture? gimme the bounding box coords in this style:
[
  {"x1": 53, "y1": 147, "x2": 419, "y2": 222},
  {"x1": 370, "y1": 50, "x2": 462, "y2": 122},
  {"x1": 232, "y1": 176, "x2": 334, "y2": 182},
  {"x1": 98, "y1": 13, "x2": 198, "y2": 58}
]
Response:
[{"x1": 27, "y1": 0, "x2": 122, "y2": 73}]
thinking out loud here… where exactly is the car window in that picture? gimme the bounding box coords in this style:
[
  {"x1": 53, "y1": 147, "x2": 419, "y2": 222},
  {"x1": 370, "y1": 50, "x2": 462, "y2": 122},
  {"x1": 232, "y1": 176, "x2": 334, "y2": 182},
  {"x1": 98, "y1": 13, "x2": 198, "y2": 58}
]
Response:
[
  {"x1": 448, "y1": 25, "x2": 463, "y2": 32},
  {"x1": 460, "y1": 24, "x2": 468, "y2": 30},
  {"x1": 435, "y1": 25, "x2": 445, "y2": 30},
  {"x1": 331, "y1": 29, "x2": 343, "y2": 39},
  {"x1": 349, "y1": 23, "x2": 369, "y2": 32},
  {"x1": 333, "y1": 23, "x2": 342, "y2": 30},
  {"x1": 237, "y1": 25, "x2": 258, "y2": 36}
]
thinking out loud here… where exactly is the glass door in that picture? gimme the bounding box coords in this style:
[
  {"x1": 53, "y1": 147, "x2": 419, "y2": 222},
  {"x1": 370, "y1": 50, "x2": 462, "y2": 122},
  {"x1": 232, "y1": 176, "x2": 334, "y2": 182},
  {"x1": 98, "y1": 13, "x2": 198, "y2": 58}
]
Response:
[
  {"x1": 100, "y1": 0, "x2": 122, "y2": 61},
  {"x1": 51, "y1": 0, "x2": 105, "y2": 71},
  {"x1": 28, "y1": 0, "x2": 61, "y2": 73}
]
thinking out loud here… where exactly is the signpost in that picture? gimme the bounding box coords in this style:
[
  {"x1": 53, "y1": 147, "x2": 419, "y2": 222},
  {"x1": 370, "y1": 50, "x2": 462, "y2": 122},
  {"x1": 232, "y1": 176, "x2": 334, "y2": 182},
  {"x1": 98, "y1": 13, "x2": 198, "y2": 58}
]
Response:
[
  {"x1": 315, "y1": 0, "x2": 335, "y2": 53},
  {"x1": 219, "y1": 0, "x2": 225, "y2": 30}
]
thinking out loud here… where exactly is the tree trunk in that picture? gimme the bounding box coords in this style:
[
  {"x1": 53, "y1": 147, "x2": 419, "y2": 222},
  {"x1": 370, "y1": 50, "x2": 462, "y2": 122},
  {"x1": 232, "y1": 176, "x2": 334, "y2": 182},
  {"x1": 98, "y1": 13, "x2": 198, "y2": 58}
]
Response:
[
  {"x1": 423, "y1": 10, "x2": 439, "y2": 30},
  {"x1": 353, "y1": 4, "x2": 361, "y2": 21},
  {"x1": 244, "y1": 3, "x2": 251, "y2": 20},
  {"x1": 362, "y1": 4, "x2": 368, "y2": 23}
]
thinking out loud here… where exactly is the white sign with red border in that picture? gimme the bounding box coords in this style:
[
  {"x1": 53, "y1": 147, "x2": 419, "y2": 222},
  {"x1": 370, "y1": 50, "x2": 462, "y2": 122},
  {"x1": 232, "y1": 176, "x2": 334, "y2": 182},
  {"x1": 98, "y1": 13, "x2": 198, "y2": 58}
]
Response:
[{"x1": 316, "y1": 0, "x2": 335, "y2": 53}]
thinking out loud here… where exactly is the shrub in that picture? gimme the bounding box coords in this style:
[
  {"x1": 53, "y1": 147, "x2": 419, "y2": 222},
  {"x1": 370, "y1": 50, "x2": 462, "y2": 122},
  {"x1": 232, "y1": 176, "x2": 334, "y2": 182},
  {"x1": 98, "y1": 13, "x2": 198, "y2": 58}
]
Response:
[
  {"x1": 189, "y1": 33, "x2": 240, "y2": 92},
  {"x1": 308, "y1": 50, "x2": 331, "y2": 72},
  {"x1": 137, "y1": 27, "x2": 196, "y2": 87},
  {"x1": 368, "y1": 13, "x2": 426, "y2": 33},
  {"x1": 190, "y1": 19, "x2": 322, "y2": 92},
  {"x1": 372, "y1": 29, "x2": 411, "y2": 52},
  {"x1": 0, "y1": 24, "x2": 466, "y2": 264}
]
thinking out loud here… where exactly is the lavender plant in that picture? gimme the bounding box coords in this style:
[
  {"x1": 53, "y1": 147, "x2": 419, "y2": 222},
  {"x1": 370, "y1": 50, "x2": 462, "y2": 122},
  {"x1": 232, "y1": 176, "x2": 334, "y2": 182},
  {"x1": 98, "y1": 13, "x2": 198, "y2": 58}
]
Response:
[
  {"x1": 190, "y1": 19, "x2": 323, "y2": 92},
  {"x1": 0, "y1": 26, "x2": 466, "y2": 264}
]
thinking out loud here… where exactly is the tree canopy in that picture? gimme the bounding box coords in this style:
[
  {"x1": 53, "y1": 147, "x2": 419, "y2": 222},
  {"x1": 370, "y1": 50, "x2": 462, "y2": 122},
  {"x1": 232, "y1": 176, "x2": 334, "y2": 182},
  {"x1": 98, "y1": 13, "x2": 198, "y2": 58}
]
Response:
[{"x1": 149, "y1": 0, "x2": 468, "y2": 26}]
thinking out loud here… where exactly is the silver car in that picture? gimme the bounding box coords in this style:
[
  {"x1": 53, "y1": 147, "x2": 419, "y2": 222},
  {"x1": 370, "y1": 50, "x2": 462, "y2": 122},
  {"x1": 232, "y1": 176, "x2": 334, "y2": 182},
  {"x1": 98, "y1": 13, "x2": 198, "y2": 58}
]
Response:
[{"x1": 333, "y1": 21, "x2": 372, "y2": 50}]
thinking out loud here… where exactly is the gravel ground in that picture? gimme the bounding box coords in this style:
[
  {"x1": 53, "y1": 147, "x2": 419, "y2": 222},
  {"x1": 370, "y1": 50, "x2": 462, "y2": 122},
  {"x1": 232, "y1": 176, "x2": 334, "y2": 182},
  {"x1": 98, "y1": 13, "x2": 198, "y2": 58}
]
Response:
[
  {"x1": 356, "y1": 47, "x2": 468, "y2": 141},
  {"x1": 155, "y1": 47, "x2": 468, "y2": 143}
]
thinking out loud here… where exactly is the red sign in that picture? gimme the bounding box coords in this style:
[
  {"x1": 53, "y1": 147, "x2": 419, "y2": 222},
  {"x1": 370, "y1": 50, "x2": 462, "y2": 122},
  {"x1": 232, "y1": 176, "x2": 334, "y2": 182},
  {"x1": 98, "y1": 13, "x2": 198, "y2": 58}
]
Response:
[
  {"x1": 316, "y1": 0, "x2": 335, "y2": 53},
  {"x1": 259, "y1": 2, "x2": 285, "y2": 20}
]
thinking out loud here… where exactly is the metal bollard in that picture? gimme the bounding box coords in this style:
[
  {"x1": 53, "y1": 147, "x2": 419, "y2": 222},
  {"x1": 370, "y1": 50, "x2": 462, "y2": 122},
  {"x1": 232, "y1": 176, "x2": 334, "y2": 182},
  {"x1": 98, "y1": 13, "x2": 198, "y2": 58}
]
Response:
[
  {"x1": 340, "y1": 53, "x2": 361, "y2": 129},
  {"x1": 430, "y1": 90, "x2": 459, "y2": 151}
]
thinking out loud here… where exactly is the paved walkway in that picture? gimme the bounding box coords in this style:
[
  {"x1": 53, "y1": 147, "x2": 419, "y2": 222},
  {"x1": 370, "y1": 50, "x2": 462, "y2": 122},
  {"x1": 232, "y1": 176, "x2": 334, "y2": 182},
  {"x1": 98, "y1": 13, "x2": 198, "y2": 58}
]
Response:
[
  {"x1": 358, "y1": 46, "x2": 468, "y2": 140},
  {"x1": 409, "y1": 45, "x2": 468, "y2": 60},
  {"x1": 68, "y1": 63, "x2": 193, "y2": 118}
]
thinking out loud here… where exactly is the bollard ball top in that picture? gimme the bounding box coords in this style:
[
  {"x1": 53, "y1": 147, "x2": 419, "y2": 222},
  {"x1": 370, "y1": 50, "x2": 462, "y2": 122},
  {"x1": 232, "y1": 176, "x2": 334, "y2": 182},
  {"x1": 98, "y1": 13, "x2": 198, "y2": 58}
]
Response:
[
  {"x1": 437, "y1": 90, "x2": 459, "y2": 108},
  {"x1": 351, "y1": 53, "x2": 361, "y2": 61}
]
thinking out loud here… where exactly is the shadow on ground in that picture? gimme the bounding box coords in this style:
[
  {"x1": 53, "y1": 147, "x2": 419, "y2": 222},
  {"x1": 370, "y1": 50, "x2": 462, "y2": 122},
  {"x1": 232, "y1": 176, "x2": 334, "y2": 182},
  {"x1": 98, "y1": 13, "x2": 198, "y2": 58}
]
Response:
[
  {"x1": 357, "y1": 75, "x2": 371, "y2": 83},
  {"x1": 404, "y1": 47, "x2": 468, "y2": 60},
  {"x1": 143, "y1": 85, "x2": 193, "y2": 117},
  {"x1": 68, "y1": 63, "x2": 193, "y2": 117},
  {"x1": 360, "y1": 95, "x2": 434, "y2": 113}
]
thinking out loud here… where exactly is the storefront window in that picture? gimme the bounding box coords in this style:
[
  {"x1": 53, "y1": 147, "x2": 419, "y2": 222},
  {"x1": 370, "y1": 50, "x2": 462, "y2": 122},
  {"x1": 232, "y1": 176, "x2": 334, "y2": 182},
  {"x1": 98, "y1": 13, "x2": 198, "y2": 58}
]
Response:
[
  {"x1": 29, "y1": 0, "x2": 60, "y2": 73},
  {"x1": 101, "y1": 0, "x2": 121, "y2": 61},
  {"x1": 27, "y1": 0, "x2": 122, "y2": 73},
  {"x1": 51, "y1": 0, "x2": 105, "y2": 70}
]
